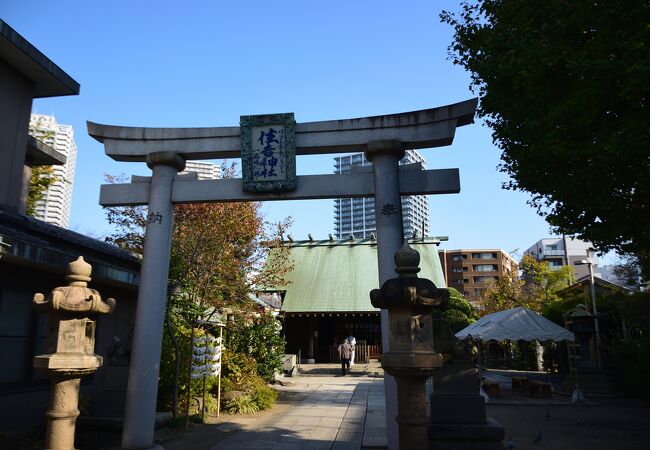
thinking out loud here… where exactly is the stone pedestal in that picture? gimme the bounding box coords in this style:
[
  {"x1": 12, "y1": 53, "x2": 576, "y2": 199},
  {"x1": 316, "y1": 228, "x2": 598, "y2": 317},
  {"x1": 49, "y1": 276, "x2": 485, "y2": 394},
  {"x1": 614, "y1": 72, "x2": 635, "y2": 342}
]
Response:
[
  {"x1": 44, "y1": 374, "x2": 83, "y2": 450},
  {"x1": 428, "y1": 319, "x2": 504, "y2": 449}
]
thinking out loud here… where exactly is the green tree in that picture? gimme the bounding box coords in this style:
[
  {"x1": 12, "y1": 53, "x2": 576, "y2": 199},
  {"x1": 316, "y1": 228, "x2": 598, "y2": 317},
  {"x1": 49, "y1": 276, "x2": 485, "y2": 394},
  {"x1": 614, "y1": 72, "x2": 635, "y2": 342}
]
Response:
[
  {"x1": 479, "y1": 255, "x2": 572, "y2": 314},
  {"x1": 439, "y1": 287, "x2": 477, "y2": 332},
  {"x1": 479, "y1": 274, "x2": 523, "y2": 315},
  {"x1": 103, "y1": 166, "x2": 293, "y2": 417},
  {"x1": 103, "y1": 174, "x2": 148, "y2": 253},
  {"x1": 613, "y1": 255, "x2": 647, "y2": 291},
  {"x1": 519, "y1": 255, "x2": 574, "y2": 311},
  {"x1": 441, "y1": 1, "x2": 650, "y2": 276},
  {"x1": 26, "y1": 166, "x2": 59, "y2": 216},
  {"x1": 26, "y1": 129, "x2": 63, "y2": 218},
  {"x1": 226, "y1": 312, "x2": 286, "y2": 382}
]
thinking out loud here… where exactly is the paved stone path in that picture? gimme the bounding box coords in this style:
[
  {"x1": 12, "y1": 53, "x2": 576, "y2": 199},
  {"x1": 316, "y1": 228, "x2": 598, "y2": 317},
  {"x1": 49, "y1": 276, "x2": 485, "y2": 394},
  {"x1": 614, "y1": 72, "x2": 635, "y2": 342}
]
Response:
[
  {"x1": 168, "y1": 375, "x2": 386, "y2": 450},
  {"x1": 207, "y1": 374, "x2": 386, "y2": 450}
]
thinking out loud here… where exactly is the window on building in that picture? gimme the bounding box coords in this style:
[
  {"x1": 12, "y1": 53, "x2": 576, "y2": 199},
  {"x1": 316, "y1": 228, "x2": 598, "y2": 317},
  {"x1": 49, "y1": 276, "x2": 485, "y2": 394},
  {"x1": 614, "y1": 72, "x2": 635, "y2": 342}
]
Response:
[
  {"x1": 473, "y1": 264, "x2": 498, "y2": 272},
  {"x1": 472, "y1": 252, "x2": 497, "y2": 260},
  {"x1": 473, "y1": 276, "x2": 496, "y2": 283}
]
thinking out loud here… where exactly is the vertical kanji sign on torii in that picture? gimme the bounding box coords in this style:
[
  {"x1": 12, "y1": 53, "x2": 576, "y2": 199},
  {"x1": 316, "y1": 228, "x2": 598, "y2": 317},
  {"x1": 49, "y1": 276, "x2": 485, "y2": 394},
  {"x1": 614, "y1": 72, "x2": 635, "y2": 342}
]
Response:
[{"x1": 87, "y1": 98, "x2": 477, "y2": 450}]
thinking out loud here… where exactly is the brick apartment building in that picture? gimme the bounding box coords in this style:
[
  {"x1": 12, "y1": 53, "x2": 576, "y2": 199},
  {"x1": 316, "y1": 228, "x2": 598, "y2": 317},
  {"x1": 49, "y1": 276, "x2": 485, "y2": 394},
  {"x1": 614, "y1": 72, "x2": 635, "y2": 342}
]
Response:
[{"x1": 439, "y1": 249, "x2": 518, "y2": 303}]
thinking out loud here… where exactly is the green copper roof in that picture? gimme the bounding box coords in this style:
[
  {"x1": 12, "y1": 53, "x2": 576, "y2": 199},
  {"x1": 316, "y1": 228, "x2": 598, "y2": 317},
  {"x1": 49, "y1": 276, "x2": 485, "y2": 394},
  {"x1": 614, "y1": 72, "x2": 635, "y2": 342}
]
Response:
[{"x1": 274, "y1": 239, "x2": 446, "y2": 313}]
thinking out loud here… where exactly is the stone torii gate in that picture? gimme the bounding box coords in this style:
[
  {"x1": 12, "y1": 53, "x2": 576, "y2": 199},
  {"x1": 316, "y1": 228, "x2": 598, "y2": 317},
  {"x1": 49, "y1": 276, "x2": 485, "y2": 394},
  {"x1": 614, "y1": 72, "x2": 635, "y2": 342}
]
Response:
[{"x1": 88, "y1": 98, "x2": 477, "y2": 450}]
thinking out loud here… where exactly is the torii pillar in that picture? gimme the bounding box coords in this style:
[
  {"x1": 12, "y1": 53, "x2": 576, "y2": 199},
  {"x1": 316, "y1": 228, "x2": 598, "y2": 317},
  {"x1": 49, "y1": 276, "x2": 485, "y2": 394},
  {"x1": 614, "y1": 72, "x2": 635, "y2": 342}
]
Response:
[
  {"x1": 122, "y1": 152, "x2": 185, "y2": 449},
  {"x1": 365, "y1": 140, "x2": 405, "y2": 449}
]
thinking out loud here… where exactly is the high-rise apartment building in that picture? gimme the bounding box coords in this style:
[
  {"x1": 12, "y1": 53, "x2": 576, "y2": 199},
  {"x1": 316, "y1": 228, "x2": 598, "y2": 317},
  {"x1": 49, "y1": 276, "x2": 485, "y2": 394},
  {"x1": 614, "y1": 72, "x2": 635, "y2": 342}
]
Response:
[
  {"x1": 179, "y1": 160, "x2": 221, "y2": 180},
  {"x1": 439, "y1": 249, "x2": 519, "y2": 302},
  {"x1": 333, "y1": 151, "x2": 429, "y2": 239},
  {"x1": 28, "y1": 114, "x2": 77, "y2": 228},
  {"x1": 523, "y1": 237, "x2": 597, "y2": 279}
]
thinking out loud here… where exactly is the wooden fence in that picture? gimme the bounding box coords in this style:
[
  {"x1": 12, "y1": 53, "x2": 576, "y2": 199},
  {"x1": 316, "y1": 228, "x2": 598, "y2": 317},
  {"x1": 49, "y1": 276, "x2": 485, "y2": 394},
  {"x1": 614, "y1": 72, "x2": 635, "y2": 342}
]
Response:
[{"x1": 329, "y1": 340, "x2": 382, "y2": 363}]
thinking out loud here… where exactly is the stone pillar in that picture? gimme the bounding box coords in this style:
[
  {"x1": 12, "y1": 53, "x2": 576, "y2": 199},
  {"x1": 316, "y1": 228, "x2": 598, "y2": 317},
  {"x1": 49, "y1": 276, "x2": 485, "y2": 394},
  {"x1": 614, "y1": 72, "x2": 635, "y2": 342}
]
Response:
[
  {"x1": 122, "y1": 152, "x2": 185, "y2": 450},
  {"x1": 365, "y1": 140, "x2": 405, "y2": 450},
  {"x1": 44, "y1": 375, "x2": 82, "y2": 449}
]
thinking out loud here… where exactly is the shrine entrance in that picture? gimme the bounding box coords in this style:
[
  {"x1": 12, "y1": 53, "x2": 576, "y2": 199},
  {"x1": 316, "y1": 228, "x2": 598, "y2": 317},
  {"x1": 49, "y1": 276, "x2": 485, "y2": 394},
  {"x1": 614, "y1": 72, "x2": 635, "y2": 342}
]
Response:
[{"x1": 88, "y1": 98, "x2": 477, "y2": 450}]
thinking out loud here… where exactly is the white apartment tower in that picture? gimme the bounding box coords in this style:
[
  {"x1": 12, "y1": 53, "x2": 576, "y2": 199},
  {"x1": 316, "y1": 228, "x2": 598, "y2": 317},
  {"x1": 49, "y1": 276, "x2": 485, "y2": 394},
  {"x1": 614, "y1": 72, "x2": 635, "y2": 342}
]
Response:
[
  {"x1": 28, "y1": 114, "x2": 77, "y2": 228},
  {"x1": 334, "y1": 150, "x2": 430, "y2": 239},
  {"x1": 179, "y1": 160, "x2": 221, "y2": 180}
]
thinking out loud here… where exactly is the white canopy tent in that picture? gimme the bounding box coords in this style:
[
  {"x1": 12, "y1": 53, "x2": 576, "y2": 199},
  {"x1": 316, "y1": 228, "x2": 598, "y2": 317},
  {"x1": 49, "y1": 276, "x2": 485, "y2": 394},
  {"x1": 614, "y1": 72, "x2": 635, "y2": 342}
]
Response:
[
  {"x1": 456, "y1": 306, "x2": 575, "y2": 342},
  {"x1": 456, "y1": 306, "x2": 582, "y2": 401}
]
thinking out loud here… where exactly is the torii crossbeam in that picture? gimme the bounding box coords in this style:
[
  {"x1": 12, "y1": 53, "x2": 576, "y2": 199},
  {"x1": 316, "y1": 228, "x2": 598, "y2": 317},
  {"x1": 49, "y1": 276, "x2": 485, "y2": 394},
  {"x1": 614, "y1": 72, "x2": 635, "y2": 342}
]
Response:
[{"x1": 87, "y1": 98, "x2": 477, "y2": 450}]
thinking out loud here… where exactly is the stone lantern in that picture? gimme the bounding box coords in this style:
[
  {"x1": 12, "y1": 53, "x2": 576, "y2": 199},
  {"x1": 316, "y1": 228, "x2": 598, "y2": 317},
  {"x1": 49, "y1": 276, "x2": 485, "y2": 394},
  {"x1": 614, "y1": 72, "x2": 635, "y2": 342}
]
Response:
[
  {"x1": 33, "y1": 256, "x2": 116, "y2": 450},
  {"x1": 370, "y1": 242, "x2": 449, "y2": 449},
  {"x1": 564, "y1": 304, "x2": 597, "y2": 368}
]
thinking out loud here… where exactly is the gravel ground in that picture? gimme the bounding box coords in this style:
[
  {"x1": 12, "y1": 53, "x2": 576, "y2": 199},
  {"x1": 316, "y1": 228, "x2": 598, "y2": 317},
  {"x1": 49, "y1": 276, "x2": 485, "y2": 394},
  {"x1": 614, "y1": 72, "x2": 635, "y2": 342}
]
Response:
[{"x1": 487, "y1": 397, "x2": 650, "y2": 450}]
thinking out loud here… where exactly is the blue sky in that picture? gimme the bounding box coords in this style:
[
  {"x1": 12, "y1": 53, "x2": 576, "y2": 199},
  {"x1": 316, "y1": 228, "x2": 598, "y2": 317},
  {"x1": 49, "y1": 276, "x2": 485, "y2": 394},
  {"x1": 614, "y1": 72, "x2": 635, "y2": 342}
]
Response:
[{"x1": 2, "y1": 1, "x2": 606, "y2": 261}]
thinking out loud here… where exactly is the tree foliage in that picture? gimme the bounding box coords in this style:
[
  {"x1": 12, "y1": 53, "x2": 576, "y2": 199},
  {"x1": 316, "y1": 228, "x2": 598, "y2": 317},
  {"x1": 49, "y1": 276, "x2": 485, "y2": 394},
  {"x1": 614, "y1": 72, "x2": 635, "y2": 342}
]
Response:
[
  {"x1": 441, "y1": 1, "x2": 650, "y2": 276},
  {"x1": 613, "y1": 255, "x2": 647, "y2": 290},
  {"x1": 440, "y1": 287, "x2": 477, "y2": 332},
  {"x1": 169, "y1": 201, "x2": 292, "y2": 312},
  {"x1": 479, "y1": 255, "x2": 572, "y2": 314},
  {"x1": 26, "y1": 128, "x2": 63, "y2": 218},
  {"x1": 104, "y1": 174, "x2": 148, "y2": 253},
  {"x1": 103, "y1": 166, "x2": 293, "y2": 416},
  {"x1": 26, "y1": 166, "x2": 59, "y2": 216},
  {"x1": 226, "y1": 312, "x2": 285, "y2": 382}
]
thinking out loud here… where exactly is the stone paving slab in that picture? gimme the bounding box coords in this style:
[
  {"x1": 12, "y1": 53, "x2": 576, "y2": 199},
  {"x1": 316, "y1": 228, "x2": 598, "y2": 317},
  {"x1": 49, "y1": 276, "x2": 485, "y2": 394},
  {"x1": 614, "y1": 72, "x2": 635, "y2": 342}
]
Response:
[{"x1": 205, "y1": 372, "x2": 387, "y2": 450}]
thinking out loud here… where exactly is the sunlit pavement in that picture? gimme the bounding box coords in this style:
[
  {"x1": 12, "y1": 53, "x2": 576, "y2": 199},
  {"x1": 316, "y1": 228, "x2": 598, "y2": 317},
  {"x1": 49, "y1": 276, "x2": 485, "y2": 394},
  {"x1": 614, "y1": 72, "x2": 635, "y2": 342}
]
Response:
[{"x1": 204, "y1": 367, "x2": 386, "y2": 450}]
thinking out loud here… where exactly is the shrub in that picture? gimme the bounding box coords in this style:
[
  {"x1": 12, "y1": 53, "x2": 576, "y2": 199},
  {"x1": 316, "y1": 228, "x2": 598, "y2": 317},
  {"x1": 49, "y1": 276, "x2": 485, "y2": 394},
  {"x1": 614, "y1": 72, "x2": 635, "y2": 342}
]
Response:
[
  {"x1": 250, "y1": 382, "x2": 279, "y2": 410},
  {"x1": 158, "y1": 321, "x2": 219, "y2": 414},
  {"x1": 612, "y1": 337, "x2": 650, "y2": 400},
  {"x1": 219, "y1": 349, "x2": 279, "y2": 412},
  {"x1": 442, "y1": 309, "x2": 472, "y2": 333},
  {"x1": 226, "y1": 312, "x2": 285, "y2": 381},
  {"x1": 223, "y1": 394, "x2": 259, "y2": 414},
  {"x1": 220, "y1": 349, "x2": 257, "y2": 391}
]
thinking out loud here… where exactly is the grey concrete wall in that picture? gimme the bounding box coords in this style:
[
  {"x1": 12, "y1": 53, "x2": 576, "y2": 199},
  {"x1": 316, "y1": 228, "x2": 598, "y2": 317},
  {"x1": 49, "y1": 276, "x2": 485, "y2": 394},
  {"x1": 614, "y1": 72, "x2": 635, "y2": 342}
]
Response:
[{"x1": 0, "y1": 59, "x2": 34, "y2": 213}]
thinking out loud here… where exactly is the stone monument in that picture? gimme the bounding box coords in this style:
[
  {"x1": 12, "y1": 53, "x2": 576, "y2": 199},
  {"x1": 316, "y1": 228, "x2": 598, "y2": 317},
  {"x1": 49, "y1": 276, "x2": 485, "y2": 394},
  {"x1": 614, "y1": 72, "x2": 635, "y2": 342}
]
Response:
[
  {"x1": 33, "y1": 256, "x2": 116, "y2": 450},
  {"x1": 428, "y1": 319, "x2": 505, "y2": 449},
  {"x1": 370, "y1": 242, "x2": 449, "y2": 449}
]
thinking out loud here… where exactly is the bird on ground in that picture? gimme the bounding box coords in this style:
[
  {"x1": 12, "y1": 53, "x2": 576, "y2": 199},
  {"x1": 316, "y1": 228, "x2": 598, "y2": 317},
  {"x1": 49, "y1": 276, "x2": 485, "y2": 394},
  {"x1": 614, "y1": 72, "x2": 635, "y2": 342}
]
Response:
[
  {"x1": 533, "y1": 430, "x2": 542, "y2": 443},
  {"x1": 506, "y1": 436, "x2": 515, "y2": 449}
]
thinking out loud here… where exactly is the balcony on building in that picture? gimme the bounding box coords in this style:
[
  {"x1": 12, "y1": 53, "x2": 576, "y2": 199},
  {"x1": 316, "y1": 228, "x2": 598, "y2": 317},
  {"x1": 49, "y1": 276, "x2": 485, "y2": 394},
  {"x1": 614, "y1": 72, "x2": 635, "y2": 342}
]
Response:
[{"x1": 536, "y1": 249, "x2": 566, "y2": 260}]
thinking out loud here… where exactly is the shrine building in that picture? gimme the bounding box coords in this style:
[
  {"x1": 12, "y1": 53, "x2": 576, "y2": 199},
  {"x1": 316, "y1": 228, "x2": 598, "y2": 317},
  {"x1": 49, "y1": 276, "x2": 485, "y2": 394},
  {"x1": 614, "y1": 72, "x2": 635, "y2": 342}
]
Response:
[{"x1": 270, "y1": 235, "x2": 447, "y2": 363}]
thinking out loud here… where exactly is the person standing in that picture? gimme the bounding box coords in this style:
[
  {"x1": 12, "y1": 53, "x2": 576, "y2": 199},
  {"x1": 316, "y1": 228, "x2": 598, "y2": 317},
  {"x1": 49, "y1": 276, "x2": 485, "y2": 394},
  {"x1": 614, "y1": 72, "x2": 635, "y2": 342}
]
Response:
[
  {"x1": 339, "y1": 338, "x2": 352, "y2": 375},
  {"x1": 348, "y1": 335, "x2": 356, "y2": 366}
]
